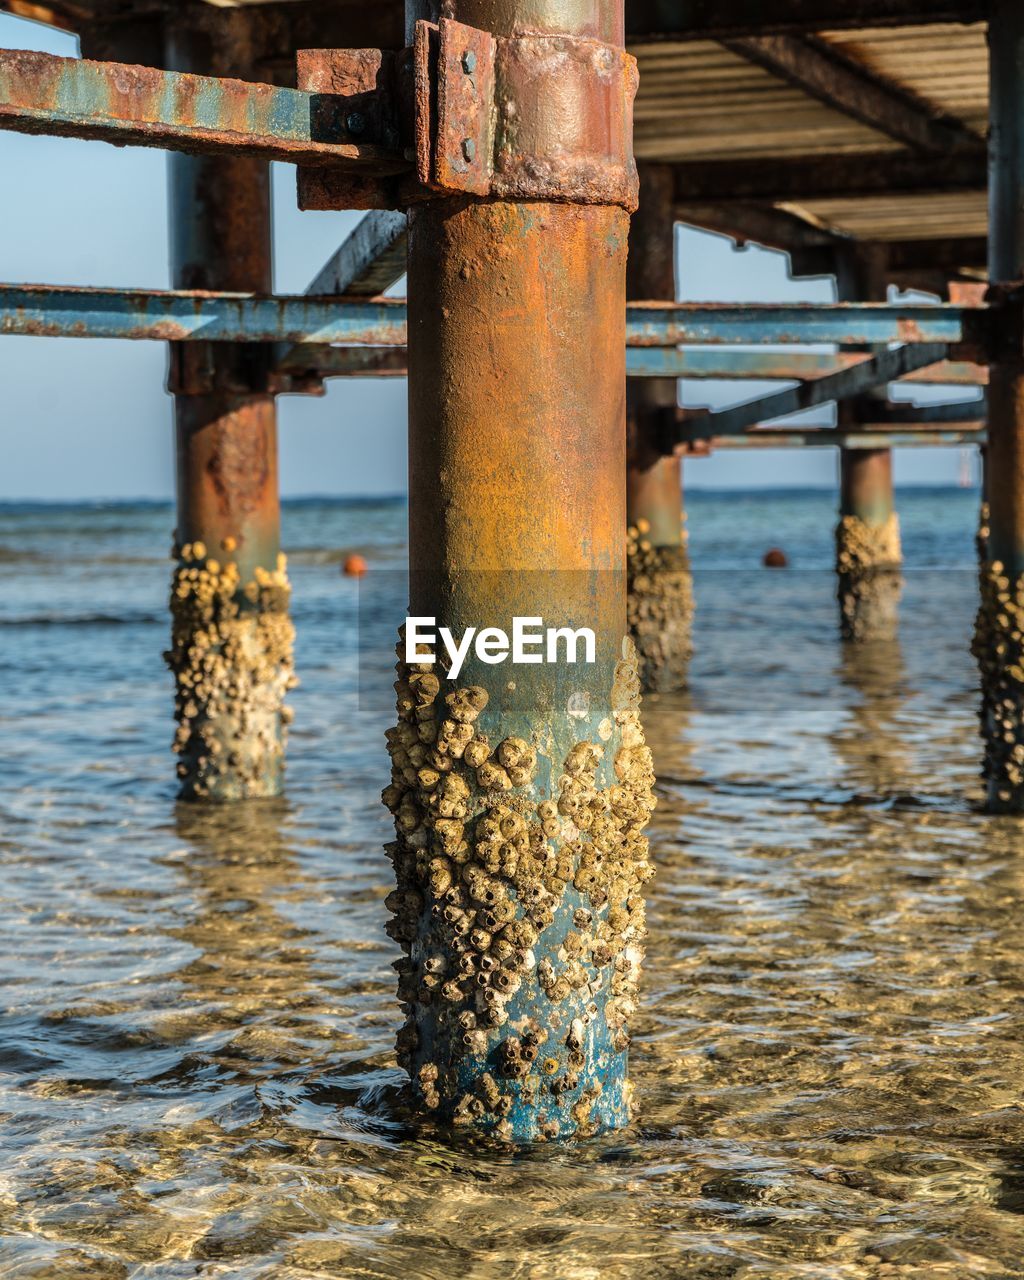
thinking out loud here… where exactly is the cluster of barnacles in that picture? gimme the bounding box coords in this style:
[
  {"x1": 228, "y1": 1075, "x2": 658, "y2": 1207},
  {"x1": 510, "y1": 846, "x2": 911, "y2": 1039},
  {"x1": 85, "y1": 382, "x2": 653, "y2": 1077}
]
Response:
[
  {"x1": 626, "y1": 518, "x2": 693, "y2": 692},
  {"x1": 973, "y1": 559, "x2": 1024, "y2": 807},
  {"x1": 835, "y1": 512, "x2": 902, "y2": 578},
  {"x1": 382, "y1": 632, "x2": 656, "y2": 1138},
  {"x1": 835, "y1": 513, "x2": 903, "y2": 641},
  {"x1": 165, "y1": 538, "x2": 296, "y2": 800}
]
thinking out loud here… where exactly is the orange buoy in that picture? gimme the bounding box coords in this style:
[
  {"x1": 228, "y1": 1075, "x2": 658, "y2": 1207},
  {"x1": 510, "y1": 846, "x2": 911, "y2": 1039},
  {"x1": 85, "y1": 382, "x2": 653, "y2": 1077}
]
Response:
[
  {"x1": 343, "y1": 554, "x2": 368, "y2": 578},
  {"x1": 763, "y1": 547, "x2": 788, "y2": 568}
]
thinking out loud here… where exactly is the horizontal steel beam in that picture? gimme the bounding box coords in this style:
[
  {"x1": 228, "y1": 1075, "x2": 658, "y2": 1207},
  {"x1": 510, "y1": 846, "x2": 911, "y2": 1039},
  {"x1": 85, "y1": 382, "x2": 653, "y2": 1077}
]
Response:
[
  {"x1": 709, "y1": 427, "x2": 985, "y2": 449},
  {"x1": 0, "y1": 48, "x2": 406, "y2": 171},
  {"x1": 0, "y1": 286, "x2": 408, "y2": 344},
  {"x1": 283, "y1": 345, "x2": 408, "y2": 378},
  {"x1": 0, "y1": 288, "x2": 987, "y2": 350},
  {"x1": 869, "y1": 397, "x2": 987, "y2": 424},
  {"x1": 627, "y1": 0, "x2": 986, "y2": 40},
  {"x1": 671, "y1": 151, "x2": 987, "y2": 204},
  {"x1": 678, "y1": 342, "x2": 950, "y2": 442},
  {"x1": 627, "y1": 303, "x2": 977, "y2": 348},
  {"x1": 281, "y1": 345, "x2": 988, "y2": 385},
  {"x1": 625, "y1": 349, "x2": 986, "y2": 385},
  {"x1": 676, "y1": 202, "x2": 844, "y2": 254}
]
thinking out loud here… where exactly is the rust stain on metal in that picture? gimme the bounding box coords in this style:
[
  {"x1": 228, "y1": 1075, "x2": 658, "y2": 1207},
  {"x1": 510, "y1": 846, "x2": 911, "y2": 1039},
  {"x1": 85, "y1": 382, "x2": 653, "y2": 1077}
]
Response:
[
  {"x1": 0, "y1": 47, "x2": 408, "y2": 172},
  {"x1": 896, "y1": 316, "x2": 926, "y2": 343},
  {"x1": 176, "y1": 396, "x2": 280, "y2": 579},
  {"x1": 408, "y1": 197, "x2": 628, "y2": 595},
  {"x1": 492, "y1": 35, "x2": 639, "y2": 210}
]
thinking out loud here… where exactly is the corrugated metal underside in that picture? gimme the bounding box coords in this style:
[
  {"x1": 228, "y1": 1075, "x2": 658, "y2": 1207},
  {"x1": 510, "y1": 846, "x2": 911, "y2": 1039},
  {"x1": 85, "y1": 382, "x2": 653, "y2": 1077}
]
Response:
[
  {"x1": 820, "y1": 22, "x2": 989, "y2": 135},
  {"x1": 786, "y1": 191, "x2": 986, "y2": 242},
  {"x1": 632, "y1": 41, "x2": 904, "y2": 160},
  {"x1": 633, "y1": 22, "x2": 989, "y2": 252}
]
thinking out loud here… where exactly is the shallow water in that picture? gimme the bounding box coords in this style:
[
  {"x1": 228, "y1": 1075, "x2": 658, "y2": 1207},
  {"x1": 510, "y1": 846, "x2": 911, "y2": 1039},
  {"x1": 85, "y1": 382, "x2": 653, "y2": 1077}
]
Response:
[{"x1": 4, "y1": 488, "x2": 1024, "y2": 1278}]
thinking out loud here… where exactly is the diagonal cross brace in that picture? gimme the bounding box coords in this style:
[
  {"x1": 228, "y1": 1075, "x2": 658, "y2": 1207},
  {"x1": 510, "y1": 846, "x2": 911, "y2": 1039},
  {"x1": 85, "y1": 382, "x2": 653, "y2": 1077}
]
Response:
[
  {"x1": 673, "y1": 341, "x2": 950, "y2": 445},
  {"x1": 273, "y1": 211, "x2": 408, "y2": 381}
]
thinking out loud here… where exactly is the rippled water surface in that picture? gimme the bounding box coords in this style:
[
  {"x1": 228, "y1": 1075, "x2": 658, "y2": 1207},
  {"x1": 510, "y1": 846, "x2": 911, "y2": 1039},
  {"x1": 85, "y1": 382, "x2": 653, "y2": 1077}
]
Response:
[{"x1": 4, "y1": 488, "x2": 1023, "y2": 1279}]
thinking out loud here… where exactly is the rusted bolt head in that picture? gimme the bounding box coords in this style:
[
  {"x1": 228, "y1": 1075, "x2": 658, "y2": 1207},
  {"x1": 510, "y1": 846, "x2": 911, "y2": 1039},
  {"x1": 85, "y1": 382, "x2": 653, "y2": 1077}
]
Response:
[
  {"x1": 462, "y1": 50, "x2": 477, "y2": 74},
  {"x1": 346, "y1": 112, "x2": 367, "y2": 136},
  {"x1": 462, "y1": 137, "x2": 476, "y2": 163}
]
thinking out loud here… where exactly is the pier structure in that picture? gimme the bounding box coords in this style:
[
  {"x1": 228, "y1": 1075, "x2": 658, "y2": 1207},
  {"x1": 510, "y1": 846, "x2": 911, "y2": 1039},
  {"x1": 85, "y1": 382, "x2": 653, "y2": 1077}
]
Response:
[
  {"x1": 0, "y1": 0, "x2": 1012, "y2": 1139},
  {"x1": 626, "y1": 163, "x2": 693, "y2": 692}
]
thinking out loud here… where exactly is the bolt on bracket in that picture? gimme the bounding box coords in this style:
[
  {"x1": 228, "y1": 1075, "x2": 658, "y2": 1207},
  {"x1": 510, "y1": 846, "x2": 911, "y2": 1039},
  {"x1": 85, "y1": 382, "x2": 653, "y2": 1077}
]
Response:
[{"x1": 297, "y1": 19, "x2": 638, "y2": 212}]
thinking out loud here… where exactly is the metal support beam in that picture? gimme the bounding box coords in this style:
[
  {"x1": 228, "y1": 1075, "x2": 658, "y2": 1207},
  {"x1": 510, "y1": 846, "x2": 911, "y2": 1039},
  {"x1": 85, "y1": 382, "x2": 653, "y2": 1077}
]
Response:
[
  {"x1": 627, "y1": 303, "x2": 975, "y2": 348},
  {"x1": 305, "y1": 212, "x2": 409, "y2": 298},
  {"x1": 711, "y1": 427, "x2": 985, "y2": 448},
  {"x1": 0, "y1": 286, "x2": 408, "y2": 344},
  {"x1": 724, "y1": 35, "x2": 978, "y2": 154},
  {"x1": 886, "y1": 238, "x2": 987, "y2": 274},
  {"x1": 975, "y1": 0, "x2": 1024, "y2": 812},
  {"x1": 385, "y1": 0, "x2": 651, "y2": 1144},
  {"x1": 273, "y1": 211, "x2": 408, "y2": 383},
  {"x1": 0, "y1": 47, "x2": 407, "y2": 171},
  {"x1": 870, "y1": 399, "x2": 988, "y2": 424},
  {"x1": 0, "y1": 294, "x2": 982, "y2": 349},
  {"x1": 671, "y1": 152, "x2": 987, "y2": 205},
  {"x1": 627, "y1": 164, "x2": 691, "y2": 693},
  {"x1": 675, "y1": 201, "x2": 845, "y2": 257},
  {"x1": 164, "y1": 23, "x2": 294, "y2": 804},
  {"x1": 626, "y1": 348, "x2": 986, "y2": 385},
  {"x1": 303, "y1": 345, "x2": 987, "y2": 385},
  {"x1": 627, "y1": 0, "x2": 986, "y2": 41},
  {"x1": 674, "y1": 341, "x2": 950, "y2": 444}
]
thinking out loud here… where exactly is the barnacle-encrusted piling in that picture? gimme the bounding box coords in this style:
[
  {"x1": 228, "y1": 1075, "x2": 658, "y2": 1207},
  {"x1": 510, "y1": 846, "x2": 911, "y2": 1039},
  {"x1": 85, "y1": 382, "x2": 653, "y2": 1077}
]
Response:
[
  {"x1": 167, "y1": 539, "x2": 295, "y2": 801},
  {"x1": 626, "y1": 163, "x2": 692, "y2": 691},
  {"x1": 836, "y1": 449, "x2": 902, "y2": 641},
  {"x1": 627, "y1": 517, "x2": 692, "y2": 691},
  {"x1": 383, "y1": 639, "x2": 655, "y2": 1141},
  {"x1": 164, "y1": 16, "x2": 292, "y2": 800},
  {"x1": 971, "y1": 559, "x2": 1024, "y2": 808},
  {"x1": 976, "y1": 0, "x2": 1024, "y2": 811},
  {"x1": 399, "y1": 0, "x2": 645, "y2": 1135}
]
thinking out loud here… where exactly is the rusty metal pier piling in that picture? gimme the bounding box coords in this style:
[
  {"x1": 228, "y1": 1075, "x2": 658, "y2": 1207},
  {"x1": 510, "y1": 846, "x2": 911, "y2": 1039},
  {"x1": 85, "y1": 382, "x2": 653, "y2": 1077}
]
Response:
[
  {"x1": 974, "y1": 0, "x2": 1024, "y2": 812},
  {"x1": 626, "y1": 164, "x2": 693, "y2": 692},
  {"x1": 380, "y1": 0, "x2": 656, "y2": 1142},
  {"x1": 164, "y1": 16, "x2": 295, "y2": 802}
]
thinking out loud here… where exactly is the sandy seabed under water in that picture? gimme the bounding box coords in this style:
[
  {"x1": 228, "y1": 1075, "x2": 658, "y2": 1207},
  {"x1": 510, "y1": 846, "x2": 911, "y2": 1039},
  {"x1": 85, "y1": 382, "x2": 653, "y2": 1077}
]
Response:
[{"x1": 2, "y1": 490, "x2": 1024, "y2": 1278}]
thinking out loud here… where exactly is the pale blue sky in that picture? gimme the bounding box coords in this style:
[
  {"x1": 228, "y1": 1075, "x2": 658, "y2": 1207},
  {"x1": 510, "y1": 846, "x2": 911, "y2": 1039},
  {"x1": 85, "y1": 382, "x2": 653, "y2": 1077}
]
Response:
[{"x1": 0, "y1": 12, "x2": 980, "y2": 499}]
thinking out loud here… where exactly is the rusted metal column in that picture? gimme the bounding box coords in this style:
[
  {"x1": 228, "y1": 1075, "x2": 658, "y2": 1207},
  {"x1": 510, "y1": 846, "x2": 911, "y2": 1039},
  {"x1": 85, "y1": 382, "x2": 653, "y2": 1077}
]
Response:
[
  {"x1": 383, "y1": 0, "x2": 652, "y2": 1142},
  {"x1": 974, "y1": 0, "x2": 1024, "y2": 811},
  {"x1": 164, "y1": 16, "x2": 295, "y2": 802},
  {"x1": 626, "y1": 164, "x2": 692, "y2": 691},
  {"x1": 835, "y1": 248, "x2": 902, "y2": 641}
]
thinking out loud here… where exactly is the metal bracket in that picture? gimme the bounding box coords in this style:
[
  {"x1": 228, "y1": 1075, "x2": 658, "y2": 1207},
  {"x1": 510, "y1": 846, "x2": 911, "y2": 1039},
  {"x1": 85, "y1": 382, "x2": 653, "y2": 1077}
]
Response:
[{"x1": 296, "y1": 20, "x2": 638, "y2": 212}]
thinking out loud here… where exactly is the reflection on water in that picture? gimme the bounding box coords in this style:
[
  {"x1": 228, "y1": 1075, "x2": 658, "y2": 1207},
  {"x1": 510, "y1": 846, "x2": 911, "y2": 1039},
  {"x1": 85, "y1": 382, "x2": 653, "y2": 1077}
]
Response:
[
  {"x1": 4, "y1": 495, "x2": 1024, "y2": 1277},
  {"x1": 835, "y1": 637, "x2": 916, "y2": 797}
]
